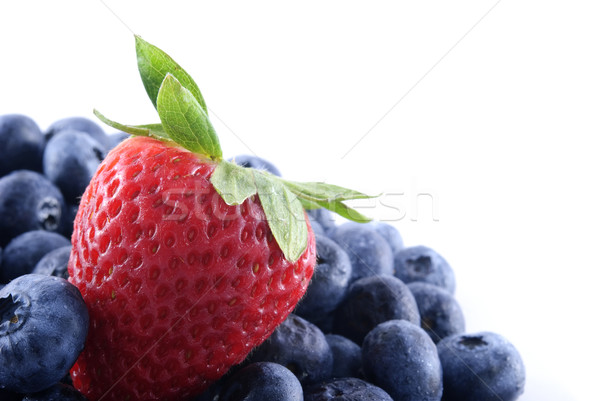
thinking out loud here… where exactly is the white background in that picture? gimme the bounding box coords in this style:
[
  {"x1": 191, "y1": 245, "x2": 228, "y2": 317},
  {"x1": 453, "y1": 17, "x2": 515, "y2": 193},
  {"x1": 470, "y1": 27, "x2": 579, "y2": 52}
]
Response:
[{"x1": 1, "y1": 1, "x2": 598, "y2": 400}]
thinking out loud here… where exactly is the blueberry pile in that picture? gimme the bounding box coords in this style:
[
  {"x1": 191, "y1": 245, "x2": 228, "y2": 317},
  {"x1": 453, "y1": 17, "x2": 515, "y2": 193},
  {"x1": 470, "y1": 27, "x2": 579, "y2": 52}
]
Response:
[{"x1": 0, "y1": 113, "x2": 525, "y2": 401}]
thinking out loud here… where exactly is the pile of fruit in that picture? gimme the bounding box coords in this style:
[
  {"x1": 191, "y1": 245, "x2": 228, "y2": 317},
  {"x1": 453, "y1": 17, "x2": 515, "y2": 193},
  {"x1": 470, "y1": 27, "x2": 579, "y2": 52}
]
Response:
[{"x1": 0, "y1": 37, "x2": 525, "y2": 401}]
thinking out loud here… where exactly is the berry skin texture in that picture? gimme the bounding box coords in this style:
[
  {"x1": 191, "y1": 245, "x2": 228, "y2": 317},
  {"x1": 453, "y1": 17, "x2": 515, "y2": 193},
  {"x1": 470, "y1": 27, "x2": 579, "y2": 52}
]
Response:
[
  {"x1": 0, "y1": 170, "x2": 67, "y2": 246},
  {"x1": 218, "y1": 362, "x2": 303, "y2": 401},
  {"x1": 370, "y1": 222, "x2": 404, "y2": 254},
  {"x1": 45, "y1": 116, "x2": 111, "y2": 151},
  {"x1": 333, "y1": 275, "x2": 420, "y2": 345},
  {"x1": 0, "y1": 274, "x2": 89, "y2": 394},
  {"x1": 306, "y1": 208, "x2": 337, "y2": 234},
  {"x1": 329, "y1": 222, "x2": 394, "y2": 283},
  {"x1": 33, "y1": 245, "x2": 73, "y2": 279},
  {"x1": 408, "y1": 282, "x2": 466, "y2": 343},
  {"x1": 43, "y1": 130, "x2": 105, "y2": 204},
  {"x1": 362, "y1": 320, "x2": 443, "y2": 401},
  {"x1": 437, "y1": 332, "x2": 525, "y2": 401},
  {"x1": 0, "y1": 230, "x2": 71, "y2": 283},
  {"x1": 294, "y1": 234, "x2": 352, "y2": 326},
  {"x1": 393, "y1": 245, "x2": 456, "y2": 294},
  {"x1": 249, "y1": 313, "x2": 333, "y2": 385},
  {"x1": 68, "y1": 136, "x2": 316, "y2": 401},
  {"x1": 304, "y1": 377, "x2": 393, "y2": 401},
  {"x1": 0, "y1": 114, "x2": 46, "y2": 176},
  {"x1": 325, "y1": 334, "x2": 363, "y2": 379}
]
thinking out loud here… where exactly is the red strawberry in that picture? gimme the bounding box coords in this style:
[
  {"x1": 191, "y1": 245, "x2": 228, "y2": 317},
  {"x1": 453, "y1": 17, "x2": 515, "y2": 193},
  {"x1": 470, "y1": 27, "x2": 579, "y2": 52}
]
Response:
[
  {"x1": 69, "y1": 135, "x2": 316, "y2": 400},
  {"x1": 68, "y1": 36, "x2": 372, "y2": 401}
]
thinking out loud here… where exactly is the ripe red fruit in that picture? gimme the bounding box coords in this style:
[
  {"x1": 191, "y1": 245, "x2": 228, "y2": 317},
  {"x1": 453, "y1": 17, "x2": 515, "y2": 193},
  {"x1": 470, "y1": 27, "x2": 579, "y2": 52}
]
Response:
[
  {"x1": 67, "y1": 36, "x2": 372, "y2": 401},
  {"x1": 68, "y1": 136, "x2": 316, "y2": 400}
]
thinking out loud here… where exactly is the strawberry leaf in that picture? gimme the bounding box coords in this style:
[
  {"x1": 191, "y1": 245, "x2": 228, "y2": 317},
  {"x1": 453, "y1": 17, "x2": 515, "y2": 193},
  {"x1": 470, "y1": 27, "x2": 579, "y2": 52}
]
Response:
[
  {"x1": 211, "y1": 160, "x2": 257, "y2": 205},
  {"x1": 135, "y1": 35, "x2": 207, "y2": 111},
  {"x1": 96, "y1": 36, "x2": 379, "y2": 263},
  {"x1": 93, "y1": 109, "x2": 172, "y2": 142},
  {"x1": 254, "y1": 172, "x2": 309, "y2": 263},
  {"x1": 283, "y1": 181, "x2": 372, "y2": 203},
  {"x1": 311, "y1": 198, "x2": 372, "y2": 223},
  {"x1": 211, "y1": 160, "x2": 375, "y2": 262},
  {"x1": 211, "y1": 161, "x2": 309, "y2": 262},
  {"x1": 283, "y1": 180, "x2": 374, "y2": 223},
  {"x1": 156, "y1": 74, "x2": 222, "y2": 160}
]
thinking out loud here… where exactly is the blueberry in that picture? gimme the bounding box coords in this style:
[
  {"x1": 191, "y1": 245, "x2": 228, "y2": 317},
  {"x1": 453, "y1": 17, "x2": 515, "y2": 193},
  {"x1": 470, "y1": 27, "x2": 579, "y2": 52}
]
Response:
[
  {"x1": 219, "y1": 362, "x2": 302, "y2": 401},
  {"x1": 43, "y1": 130, "x2": 104, "y2": 204},
  {"x1": 0, "y1": 230, "x2": 71, "y2": 283},
  {"x1": 61, "y1": 203, "x2": 80, "y2": 240},
  {"x1": 294, "y1": 235, "x2": 351, "y2": 325},
  {"x1": 307, "y1": 214, "x2": 325, "y2": 236},
  {"x1": 22, "y1": 382, "x2": 88, "y2": 401},
  {"x1": 325, "y1": 334, "x2": 362, "y2": 379},
  {"x1": 0, "y1": 274, "x2": 89, "y2": 394},
  {"x1": 408, "y1": 282, "x2": 465, "y2": 343},
  {"x1": 304, "y1": 377, "x2": 393, "y2": 401},
  {"x1": 44, "y1": 117, "x2": 110, "y2": 151},
  {"x1": 106, "y1": 131, "x2": 130, "y2": 152},
  {"x1": 32, "y1": 245, "x2": 72, "y2": 279},
  {"x1": 249, "y1": 314, "x2": 333, "y2": 385},
  {"x1": 333, "y1": 275, "x2": 420, "y2": 344},
  {"x1": 230, "y1": 154, "x2": 281, "y2": 176},
  {"x1": 370, "y1": 222, "x2": 404, "y2": 253},
  {"x1": 329, "y1": 222, "x2": 394, "y2": 283},
  {"x1": 0, "y1": 170, "x2": 67, "y2": 246},
  {"x1": 0, "y1": 114, "x2": 45, "y2": 176},
  {"x1": 306, "y1": 208, "x2": 337, "y2": 234},
  {"x1": 437, "y1": 332, "x2": 525, "y2": 401},
  {"x1": 362, "y1": 320, "x2": 443, "y2": 401},
  {"x1": 393, "y1": 245, "x2": 456, "y2": 294}
]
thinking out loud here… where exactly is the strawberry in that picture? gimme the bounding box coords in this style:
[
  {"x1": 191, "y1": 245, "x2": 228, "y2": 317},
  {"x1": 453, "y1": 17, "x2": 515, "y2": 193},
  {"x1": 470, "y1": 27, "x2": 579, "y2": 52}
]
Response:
[{"x1": 68, "y1": 36, "x2": 372, "y2": 401}]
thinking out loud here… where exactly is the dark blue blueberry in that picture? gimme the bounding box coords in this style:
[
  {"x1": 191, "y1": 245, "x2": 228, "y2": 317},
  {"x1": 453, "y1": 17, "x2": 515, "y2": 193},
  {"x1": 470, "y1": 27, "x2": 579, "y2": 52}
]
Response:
[
  {"x1": 307, "y1": 214, "x2": 325, "y2": 236},
  {"x1": 306, "y1": 208, "x2": 337, "y2": 234},
  {"x1": 0, "y1": 230, "x2": 71, "y2": 283},
  {"x1": 43, "y1": 130, "x2": 104, "y2": 204},
  {"x1": 249, "y1": 314, "x2": 333, "y2": 385},
  {"x1": 219, "y1": 362, "x2": 303, "y2": 401},
  {"x1": 325, "y1": 334, "x2": 362, "y2": 379},
  {"x1": 294, "y1": 235, "x2": 351, "y2": 324},
  {"x1": 61, "y1": 203, "x2": 80, "y2": 240},
  {"x1": 44, "y1": 117, "x2": 110, "y2": 151},
  {"x1": 333, "y1": 275, "x2": 420, "y2": 344},
  {"x1": 0, "y1": 274, "x2": 89, "y2": 394},
  {"x1": 304, "y1": 377, "x2": 393, "y2": 401},
  {"x1": 0, "y1": 114, "x2": 45, "y2": 176},
  {"x1": 330, "y1": 223, "x2": 394, "y2": 283},
  {"x1": 437, "y1": 332, "x2": 525, "y2": 401},
  {"x1": 32, "y1": 245, "x2": 72, "y2": 279},
  {"x1": 362, "y1": 320, "x2": 443, "y2": 401},
  {"x1": 408, "y1": 282, "x2": 465, "y2": 343},
  {"x1": 22, "y1": 382, "x2": 88, "y2": 401},
  {"x1": 106, "y1": 131, "x2": 130, "y2": 152},
  {"x1": 393, "y1": 245, "x2": 456, "y2": 294},
  {"x1": 370, "y1": 222, "x2": 404, "y2": 253},
  {"x1": 230, "y1": 154, "x2": 281, "y2": 176},
  {"x1": 0, "y1": 170, "x2": 67, "y2": 246}
]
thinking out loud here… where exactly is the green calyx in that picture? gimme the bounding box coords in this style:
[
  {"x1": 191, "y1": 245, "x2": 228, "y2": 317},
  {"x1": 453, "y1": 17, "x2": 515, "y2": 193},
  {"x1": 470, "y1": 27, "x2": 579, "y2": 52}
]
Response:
[
  {"x1": 96, "y1": 35, "x2": 376, "y2": 262},
  {"x1": 96, "y1": 36, "x2": 221, "y2": 161}
]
